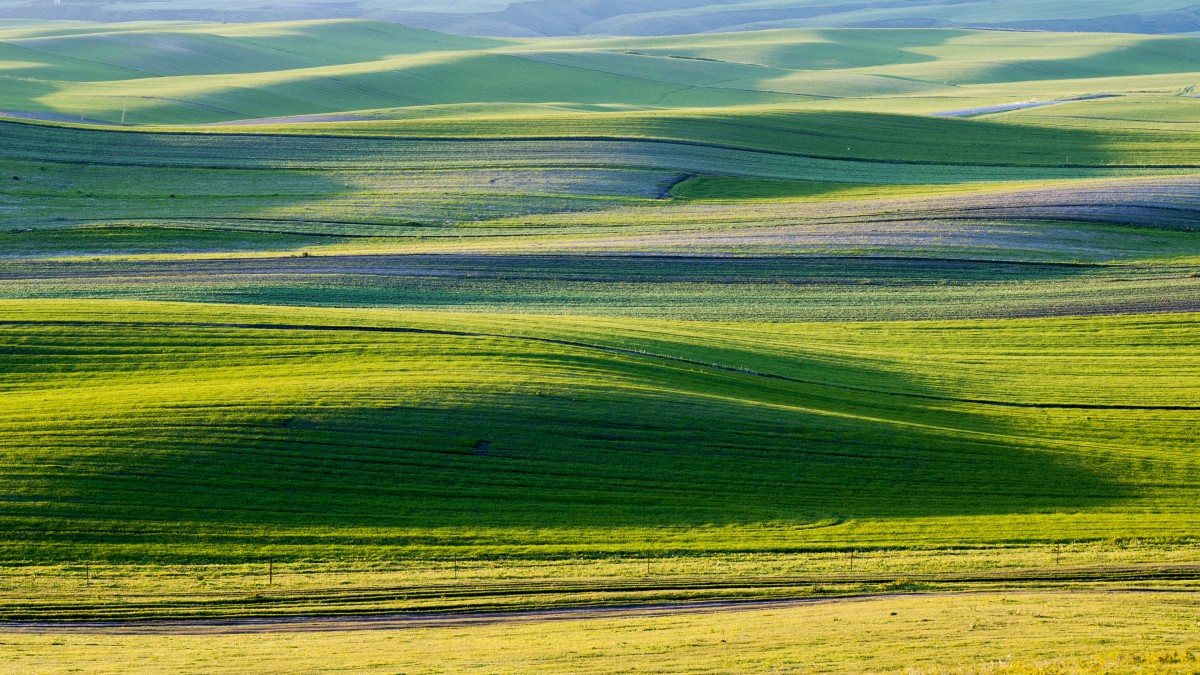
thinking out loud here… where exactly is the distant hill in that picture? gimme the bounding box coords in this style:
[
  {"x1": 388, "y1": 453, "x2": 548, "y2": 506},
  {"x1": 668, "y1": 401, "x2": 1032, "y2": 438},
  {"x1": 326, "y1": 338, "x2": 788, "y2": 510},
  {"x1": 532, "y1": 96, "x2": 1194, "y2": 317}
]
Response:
[
  {"x1": 3, "y1": 19, "x2": 1200, "y2": 126},
  {"x1": 2, "y1": 0, "x2": 1199, "y2": 35},
  {"x1": 379, "y1": 1, "x2": 1200, "y2": 36}
]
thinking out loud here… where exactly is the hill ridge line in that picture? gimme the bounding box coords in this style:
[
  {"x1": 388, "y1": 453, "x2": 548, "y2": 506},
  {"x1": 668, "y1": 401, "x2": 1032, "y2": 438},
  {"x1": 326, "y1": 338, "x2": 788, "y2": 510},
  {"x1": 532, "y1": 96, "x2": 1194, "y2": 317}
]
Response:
[
  {"x1": 6, "y1": 119, "x2": 1199, "y2": 170},
  {"x1": 4, "y1": 318, "x2": 1196, "y2": 412}
]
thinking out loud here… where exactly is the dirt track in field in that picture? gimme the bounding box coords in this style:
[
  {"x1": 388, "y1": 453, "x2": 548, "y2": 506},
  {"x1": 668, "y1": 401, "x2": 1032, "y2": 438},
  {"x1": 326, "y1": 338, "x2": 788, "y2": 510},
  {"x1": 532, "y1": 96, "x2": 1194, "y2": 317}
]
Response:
[
  {"x1": 0, "y1": 253, "x2": 1109, "y2": 281},
  {"x1": 0, "y1": 593, "x2": 1061, "y2": 635},
  {"x1": 930, "y1": 96, "x2": 1118, "y2": 118},
  {"x1": 0, "y1": 110, "x2": 116, "y2": 125},
  {"x1": 202, "y1": 114, "x2": 380, "y2": 126},
  {"x1": 2, "y1": 588, "x2": 1192, "y2": 635}
]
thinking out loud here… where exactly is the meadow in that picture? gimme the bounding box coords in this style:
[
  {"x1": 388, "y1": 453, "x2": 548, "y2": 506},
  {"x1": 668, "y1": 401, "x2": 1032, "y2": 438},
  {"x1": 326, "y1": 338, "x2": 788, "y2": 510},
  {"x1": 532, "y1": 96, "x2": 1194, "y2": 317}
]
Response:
[
  {"x1": 0, "y1": 15, "x2": 1198, "y2": 672},
  {"x1": 1, "y1": 299, "x2": 1197, "y2": 561},
  {"x1": 3, "y1": 591, "x2": 1199, "y2": 673}
]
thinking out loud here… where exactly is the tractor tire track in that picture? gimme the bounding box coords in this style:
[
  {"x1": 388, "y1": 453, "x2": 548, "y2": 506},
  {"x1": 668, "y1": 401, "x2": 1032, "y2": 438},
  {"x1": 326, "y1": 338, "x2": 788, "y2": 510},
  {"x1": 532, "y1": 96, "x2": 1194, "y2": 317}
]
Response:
[{"x1": 2, "y1": 587, "x2": 1195, "y2": 635}]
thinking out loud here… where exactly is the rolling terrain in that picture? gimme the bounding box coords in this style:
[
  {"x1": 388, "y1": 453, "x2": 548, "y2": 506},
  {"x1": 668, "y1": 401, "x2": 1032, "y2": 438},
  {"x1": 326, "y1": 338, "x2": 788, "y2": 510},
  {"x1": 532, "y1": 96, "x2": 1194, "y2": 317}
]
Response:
[
  {"x1": 4, "y1": 0, "x2": 1200, "y2": 35},
  {"x1": 2, "y1": 17, "x2": 1199, "y2": 556},
  {"x1": 2, "y1": 300, "x2": 1199, "y2": 562},
  {"x1": 0, "y1": 16, "x2": 1198, "y2": 672},
  {"x1": 2, "y1": 21, "x2": 1200, "y2": 124}
]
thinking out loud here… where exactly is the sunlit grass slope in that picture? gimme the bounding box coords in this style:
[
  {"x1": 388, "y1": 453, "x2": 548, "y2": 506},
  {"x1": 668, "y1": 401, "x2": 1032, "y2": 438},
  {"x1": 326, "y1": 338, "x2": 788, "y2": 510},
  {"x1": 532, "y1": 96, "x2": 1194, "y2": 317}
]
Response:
[{"x1": 1, "y1": 299, "x2": 1197, "y2": 561}]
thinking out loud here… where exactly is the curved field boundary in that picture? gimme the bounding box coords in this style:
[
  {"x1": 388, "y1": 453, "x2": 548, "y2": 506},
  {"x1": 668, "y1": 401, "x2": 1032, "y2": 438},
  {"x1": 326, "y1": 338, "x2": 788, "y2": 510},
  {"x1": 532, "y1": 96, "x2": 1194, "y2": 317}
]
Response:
[
  {"x1": 0, "y1": 594, "x2": 1044, "y2": 635},
  {"x1": 3, "y1": 318, "x2": 1197, "y2": 412},
  {"x1": 3, "y1": 577, "x2": 1197, "y2": 634},
  {"x1": 931, "y1": 96, "x2": 1120, "y2": 118},
  {"x1": 5, "y1": 118, "x2": 1200, "y2": 170},
  {"x1": 0, "y1": 110, "x2": 117, "y2": 126}
]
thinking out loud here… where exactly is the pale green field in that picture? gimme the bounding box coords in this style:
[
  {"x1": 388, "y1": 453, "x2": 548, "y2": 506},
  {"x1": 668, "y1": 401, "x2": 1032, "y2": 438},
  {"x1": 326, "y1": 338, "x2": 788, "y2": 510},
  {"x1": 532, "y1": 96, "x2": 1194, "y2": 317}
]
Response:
[{"x1": 1, "y1": 21, "x2": 1198, "y2": 125}]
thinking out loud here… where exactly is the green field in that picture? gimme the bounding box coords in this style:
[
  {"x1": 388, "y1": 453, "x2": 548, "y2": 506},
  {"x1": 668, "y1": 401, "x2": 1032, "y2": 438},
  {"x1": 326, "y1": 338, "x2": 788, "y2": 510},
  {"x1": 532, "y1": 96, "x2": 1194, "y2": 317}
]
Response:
[
  {"x1": 2, "y1": 299, "x2": 1198, "y2": 561},
  {"x1": 0, "y1": 15, "x2": 1198, "y2": 672},
  {"x1": 3, "y1": 591, "x2": 1200, "y2": 673},
  {"x1": 2, "y1": 20, "x2": 1200, "y2": 126}
]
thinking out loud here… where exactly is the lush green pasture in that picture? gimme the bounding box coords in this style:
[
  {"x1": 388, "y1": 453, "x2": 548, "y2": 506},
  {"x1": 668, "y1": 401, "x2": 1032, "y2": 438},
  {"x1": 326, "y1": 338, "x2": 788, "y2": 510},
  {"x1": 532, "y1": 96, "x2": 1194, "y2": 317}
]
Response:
[
  {"x1": 0, "y1": 300, "x2": 1197, "y2": 561},
  {"x1": 0, "y1": 21, "x2": 1198, "y2": 663},
  {"x1": 4, "y1": 117, "x2": 1198, "y2": 265},
  {"x1": 233, "y1": 110, "x2": 1200, "y2": 167}
]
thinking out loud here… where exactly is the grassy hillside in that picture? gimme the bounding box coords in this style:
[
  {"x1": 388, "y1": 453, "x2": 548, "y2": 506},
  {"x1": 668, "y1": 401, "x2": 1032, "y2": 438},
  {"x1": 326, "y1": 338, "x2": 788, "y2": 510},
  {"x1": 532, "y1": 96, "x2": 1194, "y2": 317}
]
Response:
[
  {"x1": 1, "y1": 300, "x2": 1198, "y2": 561},
  {"x1": 388, "y1": 0, "x2": 1200, "y2": 36},
  {"x1": 0, "y1": 20, "x2": 1198, "y2": 657},
  {"x1": 2, "y1": 21, "x2": 1199, "y2": 125}
]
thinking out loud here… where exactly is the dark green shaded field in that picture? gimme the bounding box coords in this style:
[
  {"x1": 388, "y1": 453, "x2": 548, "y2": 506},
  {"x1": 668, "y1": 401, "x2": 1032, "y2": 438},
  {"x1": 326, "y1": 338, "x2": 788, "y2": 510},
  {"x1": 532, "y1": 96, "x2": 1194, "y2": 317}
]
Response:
[{"x1": 3, "y1": 254, "x2": 1198, "y2": 321}]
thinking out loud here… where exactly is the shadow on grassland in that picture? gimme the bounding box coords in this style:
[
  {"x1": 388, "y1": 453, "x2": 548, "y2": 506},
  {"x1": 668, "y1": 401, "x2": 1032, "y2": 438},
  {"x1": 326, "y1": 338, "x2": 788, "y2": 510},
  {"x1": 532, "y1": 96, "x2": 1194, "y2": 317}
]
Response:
[
  {"x1": 0, "y1": 319, "x2": 1133, "y2": 556},
  {"x1": 0, "y1": 104, "x2": 1155, "y2": 173}
]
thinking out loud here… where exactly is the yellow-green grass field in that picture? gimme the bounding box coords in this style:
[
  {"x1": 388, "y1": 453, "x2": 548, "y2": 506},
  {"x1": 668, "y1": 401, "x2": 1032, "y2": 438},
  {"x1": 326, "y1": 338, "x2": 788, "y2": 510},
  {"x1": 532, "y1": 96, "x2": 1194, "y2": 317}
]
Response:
[{"x1": 2, "y1": 591, "x2": 1198, "y2": 673}]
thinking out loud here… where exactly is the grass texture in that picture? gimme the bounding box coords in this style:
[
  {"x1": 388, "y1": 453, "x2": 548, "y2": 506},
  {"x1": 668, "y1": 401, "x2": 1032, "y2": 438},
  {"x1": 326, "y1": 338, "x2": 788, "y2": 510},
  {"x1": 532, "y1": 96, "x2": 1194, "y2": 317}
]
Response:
[
  {"x1": 2, "y1": 591, "x2": 1198, "y2": 673},
  {"x1": 0, "y1": 24, "x2": 1198, "y2": 665},
  {"x1": 0, "y1": 300, "x2": 1197, "y2": 561}
]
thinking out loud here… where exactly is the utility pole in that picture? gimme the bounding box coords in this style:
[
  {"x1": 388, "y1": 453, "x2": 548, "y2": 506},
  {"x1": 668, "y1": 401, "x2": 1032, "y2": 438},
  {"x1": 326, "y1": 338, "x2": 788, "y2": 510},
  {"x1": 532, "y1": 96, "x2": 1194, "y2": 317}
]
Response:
[
  {"x1": 85, "y1": 562, "x2": 90, "y2": 587},
  {"x1": 268, "y1": 557, "x2": 273, "y2": 586},
  {"x1": 850, "y1": 550, "x2": 856, "y2": 572},
  {"x1": 120, "y1": 107, "x2": 127, "y2": 126}
]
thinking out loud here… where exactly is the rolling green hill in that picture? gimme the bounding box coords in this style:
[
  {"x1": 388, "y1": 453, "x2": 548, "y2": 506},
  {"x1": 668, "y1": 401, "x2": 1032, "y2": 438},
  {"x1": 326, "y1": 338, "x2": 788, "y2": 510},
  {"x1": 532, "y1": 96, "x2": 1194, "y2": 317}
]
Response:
[
  {"x1": 1, "y1": 18, "x2": 1198, "y2": 647},
  {"x1": 3, "y1": 105, "x2": 1200, "y2": 560},
  {"x1": 2, "y1": 21, "x2": 1199, "y2": 125},
  {"x1": 388, "y1": 0, "x2": 1200, "y2": 36},
  {"x1": 2, "y1": 300, "x2": 1198, "y2": 560}
]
